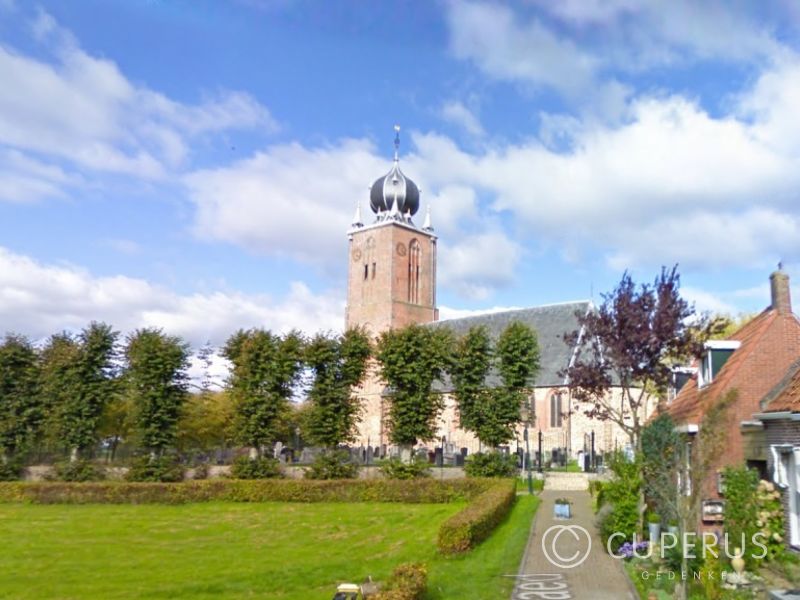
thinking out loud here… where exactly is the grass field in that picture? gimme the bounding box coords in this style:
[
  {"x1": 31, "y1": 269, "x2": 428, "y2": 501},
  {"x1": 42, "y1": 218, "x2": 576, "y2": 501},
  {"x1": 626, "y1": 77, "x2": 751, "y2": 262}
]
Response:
[{"x1": 0, "y1": 496, "x2": 538, "y2": 599}]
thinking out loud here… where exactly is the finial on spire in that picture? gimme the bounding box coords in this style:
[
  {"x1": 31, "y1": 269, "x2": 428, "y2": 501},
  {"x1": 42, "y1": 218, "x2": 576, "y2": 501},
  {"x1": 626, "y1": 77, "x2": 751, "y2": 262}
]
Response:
[
  {"x1": 778, "y1": 260, "x2": 784, "y2": 271},
  {"x1": 422, "y1": 203, "x2": 433, "y2": 231},
  {"x1": 351, "y1": 200, "x2": 363, "y2": 228},
  {"x1": 393, "y1": 124, "x2": 400, "y2": 162}
]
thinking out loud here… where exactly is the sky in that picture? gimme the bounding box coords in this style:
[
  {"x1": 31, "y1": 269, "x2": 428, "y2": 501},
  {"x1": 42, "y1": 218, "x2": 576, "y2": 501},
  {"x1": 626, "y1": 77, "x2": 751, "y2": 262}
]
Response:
[{"x1": 2, "y1": 0, "x2": 800, "y2": 351}]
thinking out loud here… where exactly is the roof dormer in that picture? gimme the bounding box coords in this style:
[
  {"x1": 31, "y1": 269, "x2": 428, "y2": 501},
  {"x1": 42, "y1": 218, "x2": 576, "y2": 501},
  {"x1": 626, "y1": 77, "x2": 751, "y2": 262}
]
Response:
[{"x1": 697, "y1": 340, "x2": 741, "y2": 388}]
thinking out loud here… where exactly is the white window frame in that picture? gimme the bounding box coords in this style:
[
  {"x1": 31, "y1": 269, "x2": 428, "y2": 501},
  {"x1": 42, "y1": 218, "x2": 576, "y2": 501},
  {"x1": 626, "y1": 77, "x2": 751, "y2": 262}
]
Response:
[
  {"x1": 771, "y1": 444, "x2": 799, "y2": 548},
  {"x1": 791, "y1": 448, "x2": 800, "y2": 548}
]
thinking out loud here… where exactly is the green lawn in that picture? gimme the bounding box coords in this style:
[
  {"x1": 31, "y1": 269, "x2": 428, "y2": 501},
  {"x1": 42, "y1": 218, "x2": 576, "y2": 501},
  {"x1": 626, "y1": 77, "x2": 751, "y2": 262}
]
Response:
[{"x1": 0, "y1": 496, "x2": 538, "y2": 599}]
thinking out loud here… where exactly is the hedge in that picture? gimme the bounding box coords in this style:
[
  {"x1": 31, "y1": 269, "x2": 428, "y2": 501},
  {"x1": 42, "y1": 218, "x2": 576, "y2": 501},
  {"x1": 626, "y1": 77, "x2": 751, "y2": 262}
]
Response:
[
  {"x1": 437, "y1": 478, "x2": 516, "y2": 554},
  {"x1": 0, "y1": 478, "x2": 496, "y2": 505},
  {"x1": 372, "y1": 563, "x2": 427, "y2": 600}
]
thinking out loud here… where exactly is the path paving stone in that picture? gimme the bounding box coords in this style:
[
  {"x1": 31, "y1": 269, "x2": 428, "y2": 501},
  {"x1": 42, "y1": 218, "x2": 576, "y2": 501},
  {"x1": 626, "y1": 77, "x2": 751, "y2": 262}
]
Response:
[{"x1": 511, "y1": 489, "x2": 636, "y2": 600}]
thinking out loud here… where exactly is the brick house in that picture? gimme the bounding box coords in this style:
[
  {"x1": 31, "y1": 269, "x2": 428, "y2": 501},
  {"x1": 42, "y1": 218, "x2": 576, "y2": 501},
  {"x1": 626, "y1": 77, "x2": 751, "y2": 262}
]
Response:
[
  {"x1": 666, "y1": 269, "x2": 800, "y2": 525},
  {"x1": 754, "y1": 358, "x2": 800, "y2": 551}
]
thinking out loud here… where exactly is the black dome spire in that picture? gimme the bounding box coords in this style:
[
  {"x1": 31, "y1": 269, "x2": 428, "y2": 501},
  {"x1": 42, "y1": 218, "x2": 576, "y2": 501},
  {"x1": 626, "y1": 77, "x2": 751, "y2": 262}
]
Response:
[{"x1": 369, "y1": 126, "x2": 420, "y2": 220}]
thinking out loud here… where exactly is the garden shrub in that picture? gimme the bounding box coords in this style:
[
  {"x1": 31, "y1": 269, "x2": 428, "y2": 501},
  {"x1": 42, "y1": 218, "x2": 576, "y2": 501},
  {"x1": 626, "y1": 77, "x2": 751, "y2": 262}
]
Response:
[
  {"x1": 125, "y1": 456, "x2": 184, "y2": 482},
  {"x1": 0, "y1": 460, "x2": 22, "y2": 482},
  {"x1": 378, "y1": 457, "x2": 431, "y2": 480},
  {"x1": 754, "y1": 479, "x2": 787, "y2": 563},
  {"x1": 723, "y1": 466, "x2": 760, "y2": 568},
  {"x1": 464, "y1": 452, "x2": 517, "y2": 478},
  {"x1": 596, "y1": 452, "x2": 641, "y2": 551},
  {"x1": 230, "y1": 456, "x2": 282, "y2": 480},
  {"x1": 305, "y1": 450, "x2": 359, "y2": 480},
  {"x1": 0, "y1": 477, "x2": 496, "y2": 505},
  {"x1": 191, "y1": 463, "x2": 209, "y2": 480},
  {"x1": 437, "y1": 478, "x2": 516, "y2": 554},
  {"x1": 372, "y1": 563, "x2": 427, "y2": 600},
  {"x1": 49, "y1": 460, "x2": 106, "y2": 482}
]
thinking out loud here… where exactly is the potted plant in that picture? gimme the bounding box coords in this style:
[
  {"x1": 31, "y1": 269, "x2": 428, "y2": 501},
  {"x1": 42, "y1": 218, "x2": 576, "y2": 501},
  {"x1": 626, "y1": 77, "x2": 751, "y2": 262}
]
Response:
[
  {"x1": 647, "y1": 513, "x2": 661, "y2": 542},
  {"x1": 666, "y1": 518, "x2": 679, "y2": 535},
  {"x1": 554, "y1": 497, "x2": 571, "y2": 519}
]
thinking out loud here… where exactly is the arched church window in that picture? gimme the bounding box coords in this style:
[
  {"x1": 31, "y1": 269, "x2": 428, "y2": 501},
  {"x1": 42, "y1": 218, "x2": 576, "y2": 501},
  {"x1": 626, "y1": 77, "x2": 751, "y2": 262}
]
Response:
[
  {"x1": 550, "y1": 392, "x2": 563, "y2": 428},
  {"x1": 407, "y1": 239, "x2": 421, "y2": 303}
]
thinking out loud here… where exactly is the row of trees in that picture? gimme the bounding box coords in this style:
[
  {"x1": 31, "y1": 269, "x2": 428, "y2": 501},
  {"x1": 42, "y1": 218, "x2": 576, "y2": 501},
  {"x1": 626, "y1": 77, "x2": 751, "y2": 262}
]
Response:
[{"x1": 0, "y1": 319, "x2": 540, "y2": 476}]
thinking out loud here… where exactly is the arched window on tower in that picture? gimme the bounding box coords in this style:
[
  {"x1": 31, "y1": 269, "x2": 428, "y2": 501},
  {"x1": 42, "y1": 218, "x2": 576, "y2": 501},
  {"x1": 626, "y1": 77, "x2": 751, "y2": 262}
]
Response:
[{"x1": 407, "y1": 239, "x2": 421, "y2": 303}]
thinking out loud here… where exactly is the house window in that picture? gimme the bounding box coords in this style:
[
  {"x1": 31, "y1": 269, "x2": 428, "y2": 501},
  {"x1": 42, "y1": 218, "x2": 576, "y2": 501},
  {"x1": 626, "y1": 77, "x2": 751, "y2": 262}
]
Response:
[{"x1": 550, "y1": 393, "x2": 562, "y2": 428}]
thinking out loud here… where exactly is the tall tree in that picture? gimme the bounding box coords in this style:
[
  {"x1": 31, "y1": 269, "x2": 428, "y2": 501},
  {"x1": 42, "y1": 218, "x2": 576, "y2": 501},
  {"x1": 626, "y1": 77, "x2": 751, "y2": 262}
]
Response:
[
  {"x1": 223, "y1": 329, "x2": 304, "y2": 457},
  {"x1": 125, "y1": 328, "x2": 190, "y2": 458},
  {"x1": 564, "y1": 266, "x2": 717, "y2": 452},
  {"x1": 483, "y1": 322, "x2": 540, "y2": 447},
  {"x1": 53, "y1": 323, "x2": 119, "y2": 461},
  {"x1": 0, "y1": 335, "x2": 41, "y2": 465},
  {"x1": 304, "y1": 328, "x2": 371, "y2": 448},
  {"x1": 376, "y1": 324, "x2": 452, "y2": 456},
  {"x1": 452, "y1": 322, "x2": 541, "y2": 448},
  {"x1": 451, "y1": 325, "x2": 493, "y2": 435}
]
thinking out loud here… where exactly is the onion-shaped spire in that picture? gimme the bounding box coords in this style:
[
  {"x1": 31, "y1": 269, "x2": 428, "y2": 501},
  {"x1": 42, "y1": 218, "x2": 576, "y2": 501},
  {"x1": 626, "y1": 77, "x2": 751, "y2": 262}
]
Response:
[{"x1": 369, "y1": 125, "x2": 420, "y2": 221}]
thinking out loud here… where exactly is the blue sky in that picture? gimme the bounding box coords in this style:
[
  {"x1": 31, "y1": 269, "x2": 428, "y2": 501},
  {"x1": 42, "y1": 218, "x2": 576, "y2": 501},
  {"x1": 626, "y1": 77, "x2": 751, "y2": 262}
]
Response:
[{"x1": 1, "y1": 0, "x2": 800, "y2": 348}]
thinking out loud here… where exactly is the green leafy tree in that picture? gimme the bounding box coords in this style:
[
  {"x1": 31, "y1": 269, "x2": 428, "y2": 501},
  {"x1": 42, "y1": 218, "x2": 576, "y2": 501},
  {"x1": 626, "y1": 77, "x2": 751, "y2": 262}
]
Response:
[
  {"x1": 451, "y1": 326, "x2": 492, "y2": 435},
  {"x1": 452, "y1": 322, "x2": 540, "y2": 448},
  {"x1": 641, "y1": 412, "x2": 681, "y2": 524},
  {"x1": 51, "y1": 323, "x2": 119, "y2": 461},
  {"x1": 223, "y1": 329, "x2": 304, "y2": 457},
  {"x1": 38, "y1": 333, "x2": 81, "y2": 450},
  {"x1": 0, "y1": 334, "x2": 41, "y2": 466},
  {"x1": 376, "y1": 324, "x2": 452, "y2": 456},
  {"x1": 304, "y1": 328, "x2": 371, "y2": 448},
  {"x1": 176, "y1": 390, "x2": 235, "y2": 458},
  {"x1": 124, "y1": 328, "x2": 190, "y2": 458}
]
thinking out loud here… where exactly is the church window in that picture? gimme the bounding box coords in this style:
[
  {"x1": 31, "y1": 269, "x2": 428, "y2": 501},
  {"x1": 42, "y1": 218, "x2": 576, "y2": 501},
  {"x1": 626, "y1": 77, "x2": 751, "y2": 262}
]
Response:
[
  {"x1": 408, "y1": 239, "x2": 421, "y2": 303},
  {"x1": 364, "y1": 264, "x2": 369, "y2": 280},
  {"x1": 371, "y1": 262, "x2": 376, "y2": 279},
  {"x1": 550, "y1": 392, "x2": 563, "y2": 428}
]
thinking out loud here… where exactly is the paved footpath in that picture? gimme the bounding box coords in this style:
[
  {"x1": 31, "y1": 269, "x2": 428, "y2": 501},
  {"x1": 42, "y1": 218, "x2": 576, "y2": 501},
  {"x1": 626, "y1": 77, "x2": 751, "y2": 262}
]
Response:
[{"x1": 511, "y1": 487, "x2": 636, "y2": 600}]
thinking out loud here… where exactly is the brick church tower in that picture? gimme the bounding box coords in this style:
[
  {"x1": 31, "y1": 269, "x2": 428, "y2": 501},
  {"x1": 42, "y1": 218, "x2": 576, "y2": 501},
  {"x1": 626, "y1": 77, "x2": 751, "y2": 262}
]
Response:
[
  {"x1": 346, "y1": 126, "x2": 438, "y2": 335},
  {"x1": 347, "y1": 127, "x2": 439, "y2": 449}
]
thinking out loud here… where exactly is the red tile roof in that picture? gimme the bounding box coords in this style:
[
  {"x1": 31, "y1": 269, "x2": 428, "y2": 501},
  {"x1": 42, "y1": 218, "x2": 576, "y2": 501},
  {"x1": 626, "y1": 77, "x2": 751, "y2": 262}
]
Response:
[
  {"x1": 761, "y1": 358, "x2": 800, "y2": 413},
  {"x1": 667, "y1": 308, "x2": 783, "y2": 424}
]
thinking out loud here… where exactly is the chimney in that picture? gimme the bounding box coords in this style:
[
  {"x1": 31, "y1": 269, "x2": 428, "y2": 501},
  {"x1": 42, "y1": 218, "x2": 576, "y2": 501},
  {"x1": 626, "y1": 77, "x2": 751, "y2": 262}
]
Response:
[{"x1": 770, "y1": 267, "x2": 791, "y2": 314}]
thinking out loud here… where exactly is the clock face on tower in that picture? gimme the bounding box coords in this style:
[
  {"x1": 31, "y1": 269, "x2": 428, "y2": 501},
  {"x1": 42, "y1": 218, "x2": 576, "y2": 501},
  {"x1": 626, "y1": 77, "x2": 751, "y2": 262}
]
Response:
[
  {"x1": 396, "y1": 243, "x2": 407, "y2": 257},
  {"x1": 351, "y1": 248, "x2": 362, "y2": 262}
]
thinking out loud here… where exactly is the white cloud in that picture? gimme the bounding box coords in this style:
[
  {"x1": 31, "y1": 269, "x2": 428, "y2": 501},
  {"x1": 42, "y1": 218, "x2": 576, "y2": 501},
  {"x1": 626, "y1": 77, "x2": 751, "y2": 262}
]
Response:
[
  {"x1": 680, "y1": 286, "x2": 739, "y2": 316},
  {"x1": 0, "y1": 247, "x2": 343, "y2": 346},
  {"x1": 0, "y1": 9, "x2": 275, "y2": 200},
  {"x1": 185, "y1": 139, "x2": 385, "y2": 264},
  {"x1": 440, "y1": 100, "x2": 485, "y2": 137},
  {"x1": 446, "y1": 1, "x2": 603, "y2": 98},
  {"x1": 438, "y1": 230, "x2": 523, "y2": 300},
  {"x1": 407, "y1": 66, "x2": 800, "y2": 271}
]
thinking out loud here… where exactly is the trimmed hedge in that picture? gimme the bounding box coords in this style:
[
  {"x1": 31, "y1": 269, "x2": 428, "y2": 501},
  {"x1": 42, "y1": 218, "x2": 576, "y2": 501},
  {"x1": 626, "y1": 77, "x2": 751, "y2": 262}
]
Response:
[
  {"x1": 0, "y1": 478, "x2": 495, "y2": 505},
  {"x1": 437, "y1": 478, "x2": 516, "y2": 554},
  {"x1": 372, "y1": 563, "x2": 427, "y2": 600}
]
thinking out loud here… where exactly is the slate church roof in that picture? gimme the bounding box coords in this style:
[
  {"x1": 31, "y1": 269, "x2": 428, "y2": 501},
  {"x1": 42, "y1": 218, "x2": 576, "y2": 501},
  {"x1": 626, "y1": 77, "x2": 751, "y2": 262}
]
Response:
[{"x1": 430, "y1": 301, "x2": 591, "y2": 389}]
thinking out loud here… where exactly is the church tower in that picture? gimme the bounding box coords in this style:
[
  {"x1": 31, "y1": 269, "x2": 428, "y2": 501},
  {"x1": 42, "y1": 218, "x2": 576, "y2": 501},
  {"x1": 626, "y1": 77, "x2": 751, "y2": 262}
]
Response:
[{"x1": 345, "y1": 127, "x2": 438, "y2": 334}]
